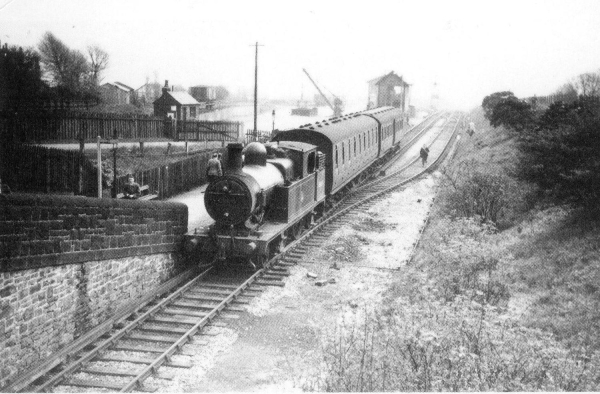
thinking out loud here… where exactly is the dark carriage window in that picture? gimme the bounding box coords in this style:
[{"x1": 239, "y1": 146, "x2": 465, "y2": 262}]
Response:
[
  {"x1": 342, "y1": 143, "x2": 345, "y2": 163},
  {"x1": 354, "y1": 137, "x2": 357, "y2": 156},
  {"x1": 335, "y1": 146, "x2": 339, "y2": 168}
]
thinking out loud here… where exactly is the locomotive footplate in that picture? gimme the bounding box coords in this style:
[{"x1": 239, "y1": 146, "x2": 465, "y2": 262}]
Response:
[{"x1": 186, "y1": 220, "x2": 293, "y2": 261}]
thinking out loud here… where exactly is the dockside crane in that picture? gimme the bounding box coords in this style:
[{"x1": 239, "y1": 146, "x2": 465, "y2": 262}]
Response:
[{"x1": 302, "y1": 68, "x2": 343, "y2": 117}]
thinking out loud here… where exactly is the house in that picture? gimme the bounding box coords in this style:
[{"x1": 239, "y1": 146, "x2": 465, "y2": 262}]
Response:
[
  {"x1": 134, "y1": 82, "x2": 162, "y2": 105},
  {"x1": 189, "y1": 85, "x2": 216, "y2": 109},
  {"x1": 153, "y1": 80, "x2": 205, "y2": 120},
  {"x1": 367, "y1": 71, "x2": 410, "y2": 111},
  {"x1": 99, "y1": 82, "x2": 134, "y2": 105}
]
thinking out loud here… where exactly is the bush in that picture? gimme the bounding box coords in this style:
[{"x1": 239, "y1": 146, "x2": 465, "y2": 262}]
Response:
[
  {"x1": 439, "y1": 159, "x2": 520, "y2": 226},
  {"x1": 482, "y1": 91, "x2": 534, "y2": 131},
  {"x1": 518, "y1": 97, "x2": 600, "y2": 208},
  {"x1": 313, "y1": 300, "x2": 600, "y2": 391}
]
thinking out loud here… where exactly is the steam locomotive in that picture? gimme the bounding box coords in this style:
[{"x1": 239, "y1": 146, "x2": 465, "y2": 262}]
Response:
[{"x1": 186, "y1": 106, "x2": 407, "y2": 268}]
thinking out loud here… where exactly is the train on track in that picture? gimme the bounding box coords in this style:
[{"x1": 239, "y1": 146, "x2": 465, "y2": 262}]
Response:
[{"x1": 186, "y1": 106, "x2": 408, "y2": 268}]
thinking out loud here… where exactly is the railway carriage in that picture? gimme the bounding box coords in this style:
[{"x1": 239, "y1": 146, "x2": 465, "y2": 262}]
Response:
[{"x1": 186, "y1": 106, "x2": 406, "y2": 268}]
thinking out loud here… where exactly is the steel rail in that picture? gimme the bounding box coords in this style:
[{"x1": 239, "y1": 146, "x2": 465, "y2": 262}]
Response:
[
  {"x1": 291, "y1": 112, "x2": 462, "y2": 246},
  {"x1": 120, "y1": 266, "x2": 268, "y2": 392},
  {"x1": 18, "y1": 113, "x2": 460, "y2": 393},
  {"x1": 32, "y1": 266, "x2": 214, "y2": 392},
  {"x1": 353, "y1": 113, "x2": 454, "y2": 193},
  {"x1": 328, "y1": 112, "x2": 445, "y2": 212}
]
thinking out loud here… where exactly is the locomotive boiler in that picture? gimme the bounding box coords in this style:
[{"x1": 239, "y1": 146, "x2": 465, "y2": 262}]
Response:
[{"x1": 204, "y1": 142, "x2": 291, "y2": 228}]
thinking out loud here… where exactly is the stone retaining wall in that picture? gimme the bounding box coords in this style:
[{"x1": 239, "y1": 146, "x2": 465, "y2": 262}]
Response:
[{"x1": 0, "y1": 194, "x2": 190, "y2": 388}]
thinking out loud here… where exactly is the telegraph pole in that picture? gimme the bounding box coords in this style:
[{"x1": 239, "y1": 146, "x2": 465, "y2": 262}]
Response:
[{"x1": 251, "y1": 42, "x2": 263, "y2": 141}]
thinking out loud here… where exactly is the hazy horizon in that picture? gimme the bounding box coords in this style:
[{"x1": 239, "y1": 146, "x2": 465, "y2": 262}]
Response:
[{"x1": 2, "y1": 0, "x2": 600, "y2": 110}]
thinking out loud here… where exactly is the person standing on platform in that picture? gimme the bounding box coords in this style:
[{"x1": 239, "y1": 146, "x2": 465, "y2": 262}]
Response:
[{"x1": 206, "y1": 153, "x2": 222, "y2": 184}]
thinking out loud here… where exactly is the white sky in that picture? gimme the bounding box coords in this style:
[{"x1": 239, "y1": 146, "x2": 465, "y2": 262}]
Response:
[{"x1": 1, "y1": 0, "x2": 600, "y2": 110}]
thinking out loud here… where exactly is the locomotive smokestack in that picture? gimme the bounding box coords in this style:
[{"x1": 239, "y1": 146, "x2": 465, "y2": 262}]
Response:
[{"x1": 226, "y1": 143, "x2": 244, "y2": 172}]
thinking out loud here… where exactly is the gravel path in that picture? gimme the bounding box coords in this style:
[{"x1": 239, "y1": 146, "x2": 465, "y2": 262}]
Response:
[{"x1": 150, "y1": 173, "x2": 440, "y2": 392}]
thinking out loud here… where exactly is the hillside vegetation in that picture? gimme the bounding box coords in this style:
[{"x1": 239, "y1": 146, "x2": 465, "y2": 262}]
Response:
[{"x1": 311, "y1": 105, "x2": 600, "y2": 391}]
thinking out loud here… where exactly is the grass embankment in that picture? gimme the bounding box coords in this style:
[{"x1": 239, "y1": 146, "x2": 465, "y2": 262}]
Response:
[{"x1": 312, "y1": 109, "x2": 600, "y2": 391}]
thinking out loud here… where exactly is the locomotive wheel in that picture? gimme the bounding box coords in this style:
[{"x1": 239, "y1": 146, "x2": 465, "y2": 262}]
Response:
[
  {"x1": 291, "y1": 222, "x2": 304, "y2": 240},
  {"x1": 270, "y1": 236, "x2": 286, "y2": 257},
  {"x1": 254, "y1": 254, "x2": 268, "y2": 269},
  {"x1": 358, "y1": 173, "x2": 367, "y2": 185}
]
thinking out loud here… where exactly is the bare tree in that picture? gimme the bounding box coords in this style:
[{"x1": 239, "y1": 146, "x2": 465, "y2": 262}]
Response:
[
  {"x1": 572, "y1": 71, "x2": 600, "y2": 97},
  {"x1": 38, "y1": 31, "x2": 89, "y2": 91},
  {"x1": 552, "y1": 82, "x2": 578, "y2": 103},
  {"x1": 87, "y1": 45, "x2": 109, "y2": 87}
]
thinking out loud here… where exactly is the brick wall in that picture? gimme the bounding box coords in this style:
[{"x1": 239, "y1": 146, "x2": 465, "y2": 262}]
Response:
[
  {"x1": 0, "y1": 194, "x2": 188, "y2": 271},
  {"x1": 0, "y1": 194, "x2": 190, "y2": 388},
  {"x1": 0, "y1": 254, "x2": 182, "y2": 387}
]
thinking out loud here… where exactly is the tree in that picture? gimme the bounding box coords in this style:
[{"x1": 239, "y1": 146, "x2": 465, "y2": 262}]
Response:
[
  {"x1": 87, "y1": 45, "x2": 109, "y2": 87},
  {"x1": 519, "y1": 96, "x2": 600, "y2": 208},
  {"x1": 552, "y1": 82, "x2": 578, "y2": 104},
  {"x1": 572, "y1": 71, "x2": 600, "y2": 97},
  {"x1": 488, "y1": 97, "x2": 534, "y2": 131},
  {"x1": 0, "y1": 42, "x2": 44, "y2": 113},
  {"x1": 481, "y1": 91, "x2": 515, "y2": 120},
  {"x1": 38, "y1": 32, "x2": 89, "y2": 91}
]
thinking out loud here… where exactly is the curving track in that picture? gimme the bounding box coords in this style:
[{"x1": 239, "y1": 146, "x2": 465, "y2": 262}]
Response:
[{"x1": 10, "y1": 112, "x2": 461, "y2": 393}]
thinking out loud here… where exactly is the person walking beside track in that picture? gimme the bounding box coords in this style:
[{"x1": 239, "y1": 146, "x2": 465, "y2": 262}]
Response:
[
  {"x1": 206, "y1": 153, "x2": 223, "y2": 184},
  {"x1": 420, "y1": 145, "x2": 430, "y2": 166}
]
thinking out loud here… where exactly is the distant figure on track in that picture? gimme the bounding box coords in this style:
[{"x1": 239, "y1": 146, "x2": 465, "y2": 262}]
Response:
[
  {"x1": 123, "y1": 175, "x2": 141, "y2": 199},
  {"x1": 206, "y1": 153, "x2": 223, "y2": 184},
  {"x1": 467, "y1": 122, "x2": 476, "y2": 137},
  {"x1": 420, "y1": 145, "x2": 430, "y2": 166}
]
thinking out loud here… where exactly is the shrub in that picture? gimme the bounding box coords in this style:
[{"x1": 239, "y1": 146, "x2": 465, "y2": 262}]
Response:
[
  {"x1": 518, "y1": 97, "x2": 600, "y2": 208},
  {"x1": 439, "y1": 159, "x2": 519, "y2": 225},
  {"x1": 482, "y1": 91, "x2": 534, "y2": 131},
  {"x1": 312, "y1": 300, "x2": 600, "y2": 391}
]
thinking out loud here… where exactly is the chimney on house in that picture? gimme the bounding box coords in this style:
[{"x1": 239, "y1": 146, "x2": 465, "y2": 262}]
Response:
[{"x1": 162, "y1": 80, "x2": 169, "y2": 95}]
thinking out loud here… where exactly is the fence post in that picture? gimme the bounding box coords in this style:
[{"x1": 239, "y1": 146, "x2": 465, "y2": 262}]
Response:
[
  {"x1": 45, "y1": 153, "x2": 51, "y2": 194},
  {"x1": 97, "y1": 136, "x2": 102, "y2": 198},
  {"x1": 78, "y1": 123, "x2": 86, "y2": 195}
]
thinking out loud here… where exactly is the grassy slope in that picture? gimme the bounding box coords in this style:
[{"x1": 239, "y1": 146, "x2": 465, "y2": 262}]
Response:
[
  {"x1": 311, "y1": 109, "x2": 600, "y2": 391},
  {"x1": 424, "y1": 108, "x2": 600, "y2": 349}
]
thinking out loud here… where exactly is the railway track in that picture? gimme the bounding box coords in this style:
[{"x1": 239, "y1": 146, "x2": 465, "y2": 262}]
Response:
[
  {"x1": 9, "y1": 112, "x2": 460, "y2": 393},
  {"x1": 277, "y1": 111, "x2": 462, "y2": 266},
  {"x1": 12, "y1": 263, "x2": 291, "y2": 392}
]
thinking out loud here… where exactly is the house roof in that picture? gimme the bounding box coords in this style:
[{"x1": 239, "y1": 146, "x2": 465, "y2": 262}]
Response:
[
  {"x1": 367, "y1": 71, "x2": 408, "y2": 86},
  {"x1": 135, "y1": 82, "x2": 162, "y2": 92},
  {"x1": 114, "y1": 82, "x2": 134, "y2": 91},
  {"x1": 166, "y1": 91, "x2": 200, "y2": 105},
  {"x1": 102, "y1": 82, "x2": 133, "y2": 92}
]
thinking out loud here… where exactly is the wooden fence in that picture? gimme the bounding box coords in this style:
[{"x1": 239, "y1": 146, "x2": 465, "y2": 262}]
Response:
[
  {"x1": 175, "y1": 120, "x2": 242, "y2": 143},
  {"x1": 114, "y1": 149, "x2": 225, "y2": 200},
  {"x1": 0, "y1": 113, "x2": 243, "y2": 143},
  {"x1": 0, "y1": 144, "x2": 98, "y2": 195},
  {"x1": 245, "y1": 129, "x2": 273, "y2": 144},
  {"x1": 0, "y1": 141, "x2": 225, "y2": 199}
]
